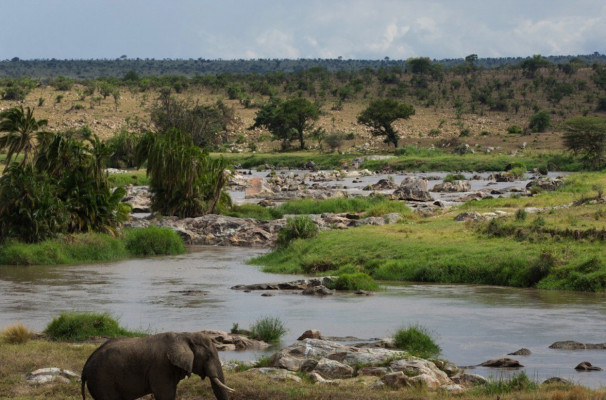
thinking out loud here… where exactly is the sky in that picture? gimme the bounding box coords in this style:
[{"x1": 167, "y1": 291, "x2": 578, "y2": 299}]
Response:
[{"x1": 1, "y1": 0, "x2": 605, "y2": 60}]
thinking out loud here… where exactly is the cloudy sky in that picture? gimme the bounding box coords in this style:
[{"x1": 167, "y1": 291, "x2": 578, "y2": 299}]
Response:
[{"x1": 1, "y1": 0, "x2": 604, "y2": 60}]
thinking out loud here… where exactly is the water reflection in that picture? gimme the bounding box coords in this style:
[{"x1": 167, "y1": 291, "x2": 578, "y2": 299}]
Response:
[{"x1": 1, "y1": 246, "x2": 605, "y2": 387}]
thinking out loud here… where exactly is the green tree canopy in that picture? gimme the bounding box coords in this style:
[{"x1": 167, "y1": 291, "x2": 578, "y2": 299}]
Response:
[
  {"x1": 0, "y1": 106, "x2": 49, "y2": 166},
  {"x1": 250, "y1": 97, "x2": 319, "y2": 149},
  {"x1": 357, "y1": 99, "x2": 415, "y2": 148},
  {"x1": 563, "y1": 116, "x2": 606, "y2": 170}
]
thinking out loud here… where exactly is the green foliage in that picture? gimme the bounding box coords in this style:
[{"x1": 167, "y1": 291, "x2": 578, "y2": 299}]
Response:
[
  {"x1": 277, "y1": 216, "x2": 319, "y2": 247},
  {"x1": 249, "y1": 316, "x2": 287, "y2": 343},
  {"x1": 515, "y1": 208, "x2": 527, "y2": 221},
  {"x1": 476, "y1": 371, "x2": 538, "y2": 395},
  {"x1": 0, "y1": 105, "x2": 49, "y2": 167},
  {"x1": 324, "y1": 132, "x2": 345, "y2": 152},
  {"x1": 223, "y1": 204, "x2": 283, "y2": 220},
  {"x1": 563, "y1": 116, "x2": 606, "y2": 170},
  {"x1": 330, "y1": 272, "x2": 379, "y2": 291},
  {"x1": 106, "y1": 128, "x2": 141, "y2": 169},
  {"x1": 124, "y1": 226, "x2": 185, "y2": 256},
  {"x1": 443, "y1": 173, "x2": 466, "y2": 183},
  {"x1": 250, "y1": 97, "x2": 320, "y2": 149},
  {"x1": 0, "y1": 323, "x2": 33, "y2": 344},
  {"x1": 507, "y1": 125, "x2": 523, "y2": 134},
  {"x1": 136, "y1": 128, "x2": 230, "y2": 217},
  {"x1": 357, "y1": 98, "x2": 415, "y2": 148},
  {"x1": 393, "y1": 325, "x2": 441, "y2": 359},
  {"x1": 529, "y1": 110, "x2": 551, "y2": 133},
  {"x1": 44, "y1": 312, "x2": 143, "y2": 342}
]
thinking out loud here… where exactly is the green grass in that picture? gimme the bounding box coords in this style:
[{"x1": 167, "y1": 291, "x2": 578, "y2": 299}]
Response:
[
  {"x1": 276, "y1": 196, "x2": 412, "y2": 217},
  {"x1": 223, "y1": 203, "x2": 284, "y2": 220},
  {"x1": 44, "y1": 312, "x2": 145, "y2": 341},
  {"x1": 474, "y1": 371, "x2": 538, "y2": 396},
  {"x1": 328, "y1": 272, "x2": 379, "y2": 291},
  {"x1": 124, "y1": 226, "x2": 185, "y2": 256},
  {"x1": 393, "y1": 325, "x2": 441, "y2": 359},
  {"x1": 107, "y1": 169, "x2": 150, "y2": 187},
  {"x1": 0, "y1": 228, "x2": 186, "y2": 266},
  {"x1": 250, "y1": 215, "x2": 606, "y2": 291},
  {"x1": 277, "y1": 216, "x2": 319, "y2": 247},
  {"x1": 249, "y1": 316, "x2": 287, "y2": 343}
]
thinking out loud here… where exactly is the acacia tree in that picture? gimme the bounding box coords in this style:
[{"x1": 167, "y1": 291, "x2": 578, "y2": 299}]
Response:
[
  {"x1": 563, "y1": 116, "x2": 606, "y2": 170},
  {"x1": 250, "y1": 97, "x2": 319, "y2": 149},
  {"x1": 357, "y1": 99, "x2": 415, "y2": 148},
  {"x1": 0, "y1": 106, "x2": 49, "y2": 166}
]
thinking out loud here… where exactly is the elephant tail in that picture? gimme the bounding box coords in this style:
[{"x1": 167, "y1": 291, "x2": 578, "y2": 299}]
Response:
[{"x1": 81, "y1": 373, "x2": 86, "y2": 400}]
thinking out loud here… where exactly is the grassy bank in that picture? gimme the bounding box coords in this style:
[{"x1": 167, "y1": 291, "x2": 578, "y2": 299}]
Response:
[
  {"x1": 251, "y1": 173, "x2": 606, "y2": 291},
  {"x1": 0, "y1": 339, "x2": 603, "y2": 399},
  {"x1": 0, "y1": 227, "x2": 185, "y2": 266},
  {"x1": 217, "y1": 149, "x2": 583, "y2": 172}
]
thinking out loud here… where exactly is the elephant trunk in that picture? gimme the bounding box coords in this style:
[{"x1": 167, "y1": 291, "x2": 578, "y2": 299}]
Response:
[{"x1": 208, "y1": 367, "x2": 231, "y2": 400}]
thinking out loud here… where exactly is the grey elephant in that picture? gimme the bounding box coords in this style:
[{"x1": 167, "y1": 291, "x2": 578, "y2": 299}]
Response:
[{"x1": 81, "y1": 331, "x2": 233, "y2": 400}]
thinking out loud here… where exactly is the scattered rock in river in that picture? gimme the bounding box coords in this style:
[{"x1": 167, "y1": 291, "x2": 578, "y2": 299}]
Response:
[
  {"x1": 431, "y1": 180, "x2": 471, "y2": 193},
  {"x1": 575, "y1": 361, "x2": 603, "y2": 371},
  {"x1": 543, "y1": 377, "x2": 571, "y2": 385},
  {"x1": 508, "y1": 348, "x2": 531, "y2": 356},
  {"x1": 363, "y1": 179, "x2": 398, "y2": 191},
  {"x1": 390, "y1": 177, "x2": 433, "y2": 202},
  {"x1": 479, "y1": 358, "x2": 523, "y2": 368},
  {"x1": 298, "y1": 330, "x2": 323, "y2": 340},
  {"x1": 549, "y1": 341, "x2": 606, "y2": 350}
]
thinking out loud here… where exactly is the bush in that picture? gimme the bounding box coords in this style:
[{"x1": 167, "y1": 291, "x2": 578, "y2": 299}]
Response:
[
  {"x1": 1, "y1": 323, "x2": 33, "y2": 344},
  {"x1": 330, "y1": 273, "x2": 379, "y2": 291},
  {"x1": 478, "y1": 371, "x2": 538, "y2": 395},
  {"x1": 44, "y1": 312, "x2": 142, "y2": 341},
  {"x1": 124, "y1": 227, "x2": 185, "y2": 256},
  {"x1": 277, "y1": 216, "x2": 319, "y2": 247},
  {"x1": 515, "y1": 208, "x2": 527, "y2": 221},
  {"x1": 325, "y1": 132, "x2": 346, "y2": 152},
  {"x1": 443, "y1": 173, "x2": 466, "y2": 183},
  {"x1": 393, "y1": 324, "x2": 441, "y2": 359},
  {"x1": 529, "y1": 110, "x2": 550, "y2": 133},
  {"x1": 249, "y1": 316, "x2": 287, "y2": 343},
  {"x1": 507, "y1": 125, "x2": 523, "y2": 134}
]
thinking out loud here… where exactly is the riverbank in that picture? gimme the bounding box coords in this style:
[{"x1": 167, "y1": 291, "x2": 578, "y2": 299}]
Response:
[
  {"x1": 1, "y1": 339, "x2": 604, "y2": 400},
  {"x1": 251, "y1": 172, "x2": 606, "y2": 291},
  {"x1": 0, "y1": 227, "x2": 184, "y2": 266}
]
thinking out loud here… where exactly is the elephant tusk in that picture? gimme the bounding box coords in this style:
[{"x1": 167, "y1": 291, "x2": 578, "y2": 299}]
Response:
[{"x1": 211, "y1": 377, "x2": 235, "y2": 392}]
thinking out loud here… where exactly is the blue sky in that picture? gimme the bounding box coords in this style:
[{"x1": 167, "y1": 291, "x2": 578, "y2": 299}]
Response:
[{"x1": 1, "y1": 0, "x2": 604, "y2": 60}]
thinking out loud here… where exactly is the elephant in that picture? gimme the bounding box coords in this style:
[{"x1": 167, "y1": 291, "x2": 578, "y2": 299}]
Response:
[{"x1": 81, "y1": 331, "x2": 233, "y2": 400}]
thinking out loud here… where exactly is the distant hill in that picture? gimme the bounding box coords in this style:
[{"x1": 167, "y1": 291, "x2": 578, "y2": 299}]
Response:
[{"x1": 1, "y1": 54, "x2": 605, "y2": 79}]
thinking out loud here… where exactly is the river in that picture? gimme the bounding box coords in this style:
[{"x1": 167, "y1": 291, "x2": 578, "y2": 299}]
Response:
[{"x1": 1, "y1": 246, "x2": 605, "y2": 387}]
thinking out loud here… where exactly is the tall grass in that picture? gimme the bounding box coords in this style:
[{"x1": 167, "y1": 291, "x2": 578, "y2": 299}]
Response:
[
  {"x1": 475, "y1": 371, "x2": 538, "y2": 395},
  {"x1": 124, "y1": 226, "x2": 185, "y2": 256},
  {"x1": 393, "y1": 324, "x2": 441, "y2": 359},
  {"x1": 44, "y1": 312, "x2": 144, "y2": 341},
  {"x1": 0, "y1": 228, "x2": 186, "y2": 265},
  {"x1": 0, "y1": 323, "x2": 33, "y2": 344},
  {"x1": 249, "y1": 316, "x2": 287, "y2": 343}
]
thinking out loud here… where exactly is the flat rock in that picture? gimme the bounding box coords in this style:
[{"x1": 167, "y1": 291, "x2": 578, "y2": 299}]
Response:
[
  {"x1": 26, "y1": 368, "x2": 80, "y2": 385},
  {"x1": 549, "y1": 341, "x2": 606, "y2": 350},
  {"x1": 313, "y1": 358, "x2": 354, "y2": 379},
  {"x1": 508, "y1": 348, "x2": 531, "y2": 356},
  {"x1": 543, "y1": 377, "x2": 571, "y2": 385},
  {"x1": 479, "y1": 358, "x2": 523, "y2": 368},
  {"x1": 575, "y1": 361, "x2": 603, "y2": 371},
  {"x1": 451, "y1": 373, "x2": 488, "y2": 386},
  {"x1": 198, "y1": 330, "x2": 270, "y2": 351}
]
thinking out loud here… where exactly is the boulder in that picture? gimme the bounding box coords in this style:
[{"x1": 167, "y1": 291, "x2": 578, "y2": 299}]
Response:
[
  {"x1": 245, "y1": 177, "x2": 275, "y2": 198},
  {"x1": 543, "y1": 377, "x2": 571, "y2": 385},
  {"x1": 575, "y1": 361, "x2": 603, "y2": 371},
  {"x1": 526, "y1": 178, "x2": 563, "y2": 192},
  {"x1": 389, "y1": 359, "x2": 451, "y2": 387},
  {"x1": 313, "y1": 358, "x2": 354, "y2": 379},
  {"x1": 390, "y1": 177, "x2": 432, "y2": 202},
  {"x1": 454, "y1": 212, "x2": 484, "y2": 222},
  {"x1": 247, "y1": 368, "x2": 302, "y2": 382},
  {"x1": 198, "y1": 330, "x2": 270, "y2": 351},
  {"x1": 298, "y1": 330, "x2": 323, "y2": 341},
  {"x1": 302, "y1": 285, "x2": 334, "y2": 296},
  {"x1": 548, "y1": 340, "x2": 606, "y2": 350},
  {"x1": 451, "y1": 373, "x2": 488, "y2": 386},
  {"x1": 508, "y1": 348, "x2": 531, "y2": 356},
  {"x1": 363, "y1": 179, "x2": 398, "y2": 191},
  {"x1": 479, "y1": 358, "x2": 523, "y2": 368},
  {"x1": 357, "y1": 367, "x2": 389, "y2": 377},
  {"x1": 380, "y1": 371, "x2": 413, "y2": 388},
  {"x1": 431, "y1": 180, "x2": 471, "y2": 193}
]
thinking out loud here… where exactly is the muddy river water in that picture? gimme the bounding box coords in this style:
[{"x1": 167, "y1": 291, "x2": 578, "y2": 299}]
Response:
[{"x1": 1, "y1": 246, "x2": 605, "y2": 387}]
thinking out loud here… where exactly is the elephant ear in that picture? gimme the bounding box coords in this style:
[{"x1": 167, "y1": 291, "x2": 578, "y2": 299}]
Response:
[{"x1": 167, "y1": 337, "x2": 194, "y2": 375}]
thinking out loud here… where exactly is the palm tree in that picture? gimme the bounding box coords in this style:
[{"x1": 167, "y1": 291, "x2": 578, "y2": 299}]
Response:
[{"x1": 0, "y1": 106, "x2": 49, "y2": 166}]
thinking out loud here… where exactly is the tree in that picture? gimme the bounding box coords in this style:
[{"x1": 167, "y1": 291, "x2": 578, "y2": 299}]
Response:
[
  {"x1": 357, "y1": 99, "x2": 415, "y2": 148},
  {"x1": 563, "y1": 116, "x2": 606, "y2": 170},
  {"x1": 250, "y1": 97, "x2": 319, "y2": 149},
  {"x1": 0, "y1": 106, "x2": 49, "y2": 166},
  {"x1": 528, "y1": 110, "x2": 551, "y2": 133}
]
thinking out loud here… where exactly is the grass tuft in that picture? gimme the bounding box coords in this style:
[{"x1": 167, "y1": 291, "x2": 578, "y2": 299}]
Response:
[
  {"x1": 329, "y1": 272, "x2": 379, "y2": 291},
  {"x1": 393, "y1": 324, "x2": 441, "y2": 359},
  {"x1": 1, "y1": 323, "x2": 33, "y2": 344},
  {"x1": 249, "y1": 316, "x2": 287, "y2": 343},
  {"x1": 124, "y1": 226, "x2": 185, "y2": 256},
  {"x1": 475, "y1": 371, "x2": 538, "y2": 395},
  {"x1": 44, "y1": 312, "x2": 145, "y2": 341}
]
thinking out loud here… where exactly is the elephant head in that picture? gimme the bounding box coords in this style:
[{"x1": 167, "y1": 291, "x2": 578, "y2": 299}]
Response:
[{"x1": 166, "y1": 332, "x2": 234, "y2": 400}]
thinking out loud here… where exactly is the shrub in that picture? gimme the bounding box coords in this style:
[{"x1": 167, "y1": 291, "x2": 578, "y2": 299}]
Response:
[
  {"x1": 124, "y1": 227, "x2": 185, "y2": 256},
  {"x1": 459, "y1": 128, "x2": 471, "y2": 137},
  {"x1": 529, "y1": 110, "x2": 551, "y2": 133},
  {"x1": 330, "y1": 272, "x2": 379, "y2": 291},
  {"x1": 249, "y1": 316, "x2": 287, "y2": 343},
  {"x1": 515, "y1": 209, "x2": 527, "y2": 221},
  {"x1": 507, "y1": 125, "x2": 523, "y2": 134},
  {"x1": 393, "y1": 324, "x2": 441, "y2": 359},
  {"x1": 277, "y1": 216, "x2": 318, "y2": 247},
  {"x1": 44, "y1": 312, "x2": 141, "y2": 341},
  {"x1": 325, "y1": 132, "x2": 346, "y2": 152},
  {"x1": 1, "y1": 323, "x2": 33, "y2": 344},
  {"x1": 443, "y1": 173, "x2": 466, "y2": 183},
  {"x1": 478, "y1": 371, "x2": 538, "y2": 395}
]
